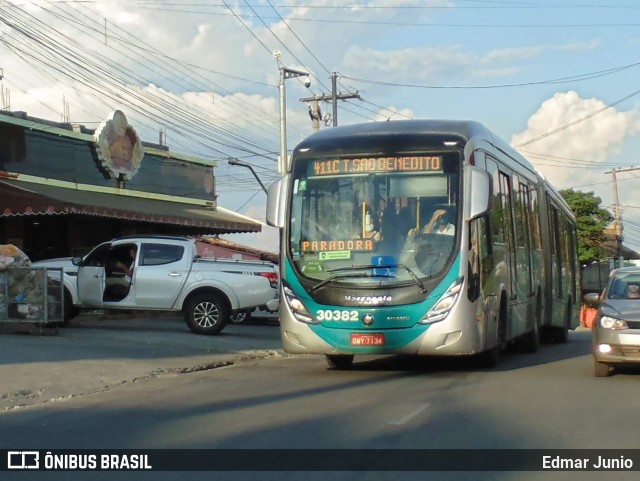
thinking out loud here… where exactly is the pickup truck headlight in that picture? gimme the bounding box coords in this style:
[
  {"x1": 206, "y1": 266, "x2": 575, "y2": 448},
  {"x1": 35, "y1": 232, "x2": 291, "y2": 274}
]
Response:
[
  {"x1": 283, "y1": 285, "x2": 315, "y2": 323},
  {"x1": 600, "y1": 315, "x2": 628, "y2": 330},
  {"x1": 419, "y1": 276, "x2": 463, "y2": 324}
]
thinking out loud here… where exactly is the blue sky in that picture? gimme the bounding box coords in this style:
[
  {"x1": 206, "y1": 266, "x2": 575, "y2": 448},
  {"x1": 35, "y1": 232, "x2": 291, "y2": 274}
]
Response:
[{"x1": 1, "y1": 0, "x2": 639, "y2": 255}]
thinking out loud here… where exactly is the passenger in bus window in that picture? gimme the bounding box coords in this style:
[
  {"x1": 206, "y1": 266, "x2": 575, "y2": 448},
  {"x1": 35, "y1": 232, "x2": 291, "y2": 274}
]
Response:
[
  {"x1": 411, "y1": 209, "x2": 455, "y2": 236},
  {"x1": 432, "y1": 210, "x2": 455, "y2": 235}
]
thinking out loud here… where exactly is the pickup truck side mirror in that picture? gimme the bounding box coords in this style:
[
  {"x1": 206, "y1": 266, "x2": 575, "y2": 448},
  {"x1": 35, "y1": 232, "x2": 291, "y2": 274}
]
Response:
[{"x1": 71, "y1": 256, "x2": 84, "y2": 267}]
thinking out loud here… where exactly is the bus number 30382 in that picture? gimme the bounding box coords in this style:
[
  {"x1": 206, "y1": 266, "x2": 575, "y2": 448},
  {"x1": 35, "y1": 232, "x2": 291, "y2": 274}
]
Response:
[{"x1": 316, "y1": 310, "x2": 359, "y2": 322}]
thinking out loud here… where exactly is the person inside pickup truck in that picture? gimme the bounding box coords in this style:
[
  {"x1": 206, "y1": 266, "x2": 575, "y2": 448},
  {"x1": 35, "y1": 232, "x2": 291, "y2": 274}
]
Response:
[
  {"x1": 116, "y1": 246, "x2": 137, "y2": 283},
  {"x1": 104, "y1": 246, "x2": 137, "y2": 301}
]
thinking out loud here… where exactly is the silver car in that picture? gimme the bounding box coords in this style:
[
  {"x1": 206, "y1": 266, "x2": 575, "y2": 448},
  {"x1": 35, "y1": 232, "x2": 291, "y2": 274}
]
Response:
[{"x1": 586, "y1": 266, "x2": 640, "y2": 377}]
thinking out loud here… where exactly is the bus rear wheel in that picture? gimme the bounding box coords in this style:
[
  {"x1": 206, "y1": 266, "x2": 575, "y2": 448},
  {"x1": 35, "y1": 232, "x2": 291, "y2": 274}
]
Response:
[
  {"x1": 326, "y1": 354, "x2": 354, "y2": 370},
  {"x1": 521, "y1": 299, "x2": 541, "y2": 353},
  {"x1": 520, "y1": 320, "x2": 540, "y2": 353},
  {"x1": 553, "y1": 303, "x2": 572, "y2": 343}
]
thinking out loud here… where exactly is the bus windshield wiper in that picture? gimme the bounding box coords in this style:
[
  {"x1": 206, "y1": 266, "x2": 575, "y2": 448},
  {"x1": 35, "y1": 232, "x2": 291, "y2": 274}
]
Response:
[
  {"x1": 309, "y1": 263, "x2": 427, "y2": 294},
  {"x1": 309, "y1": 271, "x2": 374, "y2": 293}
]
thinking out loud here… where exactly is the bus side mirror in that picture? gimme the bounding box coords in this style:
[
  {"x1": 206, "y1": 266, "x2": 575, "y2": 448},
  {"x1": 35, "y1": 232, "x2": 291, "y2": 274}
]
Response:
[
  {"x1": 468, "y1": 167, "x2": 492, "y2": 219},
  {"x1": 266, "y1": 174, "x2": 290, "y2": 228}
]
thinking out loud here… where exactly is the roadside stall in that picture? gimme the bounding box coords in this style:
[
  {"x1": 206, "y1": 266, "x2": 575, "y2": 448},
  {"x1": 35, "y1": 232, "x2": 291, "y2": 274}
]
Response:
[{"x1": 0, "y1": 245, "x2": 64, "y2": 333}]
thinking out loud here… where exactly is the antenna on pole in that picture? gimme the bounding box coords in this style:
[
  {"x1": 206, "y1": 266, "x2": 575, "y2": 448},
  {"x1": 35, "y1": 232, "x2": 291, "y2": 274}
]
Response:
[{"x1": 300, "y1": 72, "x2": 360, "y2": 128}]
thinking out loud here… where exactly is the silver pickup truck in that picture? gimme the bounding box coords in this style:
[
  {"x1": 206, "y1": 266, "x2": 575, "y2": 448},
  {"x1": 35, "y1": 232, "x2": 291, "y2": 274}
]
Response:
[{"x1": 33, "y1": 236, "x2": 279, "y2": 335}]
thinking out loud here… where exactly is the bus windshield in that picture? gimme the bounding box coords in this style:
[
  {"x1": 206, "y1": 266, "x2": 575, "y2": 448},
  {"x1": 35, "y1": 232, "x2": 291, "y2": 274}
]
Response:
[{"x1": 289, "y1": 153, "x2": 461, "y2": 285}]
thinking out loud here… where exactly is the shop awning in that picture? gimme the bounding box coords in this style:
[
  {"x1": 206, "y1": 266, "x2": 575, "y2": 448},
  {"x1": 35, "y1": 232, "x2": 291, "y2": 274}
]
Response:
[{"x1": 0, "y1": 179, "x2": 262, "y2": 233}]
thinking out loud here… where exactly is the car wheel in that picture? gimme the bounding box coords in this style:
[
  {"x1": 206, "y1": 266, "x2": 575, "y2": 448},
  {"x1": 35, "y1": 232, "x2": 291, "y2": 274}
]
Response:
[
  {"x1": 594, "y1": 359, "x2": 611, "y2": 377},
  {"x1": 325, "y1": 354, "x2": 354, "y2": 370},
  {"x1": 230, "y1": 309, "x2": 252, "y2": 324},
  {"x1": 185, "y1": 293, "x2": 229, "y2": 335}
]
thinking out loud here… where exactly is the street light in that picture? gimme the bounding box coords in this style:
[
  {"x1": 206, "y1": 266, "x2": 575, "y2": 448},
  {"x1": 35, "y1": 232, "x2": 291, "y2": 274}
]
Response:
[
  {"x1": 228, "y1": 158, "x2": 267, "y2": 194},
  {"x1": 276, "y1": 53, "x2": 310, "y2": 174}
]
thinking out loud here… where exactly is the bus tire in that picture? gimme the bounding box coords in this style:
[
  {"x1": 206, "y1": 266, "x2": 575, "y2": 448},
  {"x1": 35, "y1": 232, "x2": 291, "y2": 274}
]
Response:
[
  {"x1": 521, "y1": 295, "x2": 541, "y2": 353},
  {"x1": 482, "y1": 294, "x2": 507, "y2": 367},
  {"x1": 184, "y1": 293, "x2": 229, "y2": 335},
  {"x1": 554, "y1": 302, "x2": 571, "y2": 343},
  {"x1": 520, "y1": 321, "x2": 540, "y2": 353},
  {"x1": 478, "y1": 346, "x2": 499, "y2": 368},
  {"x1": 326, "y1": 354, "x2": 354, "y2": 370}
]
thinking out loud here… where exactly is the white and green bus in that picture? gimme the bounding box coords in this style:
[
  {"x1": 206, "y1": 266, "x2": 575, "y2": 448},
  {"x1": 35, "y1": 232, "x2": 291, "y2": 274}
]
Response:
[{"x1": 267, "y1": 120, "x2": 579, "y2": 369}]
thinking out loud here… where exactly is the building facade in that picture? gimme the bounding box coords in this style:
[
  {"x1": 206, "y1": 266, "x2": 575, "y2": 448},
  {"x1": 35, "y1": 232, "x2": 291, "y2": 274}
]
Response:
[{"x1": 0, "y1": 110, "x2": 262, "y2": 261}]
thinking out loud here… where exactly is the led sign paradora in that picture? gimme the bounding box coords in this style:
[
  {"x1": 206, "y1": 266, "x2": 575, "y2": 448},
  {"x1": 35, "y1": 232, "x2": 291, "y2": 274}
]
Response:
[{"x1": 311, "y1": 156, "x2": 443, "y2": 176}]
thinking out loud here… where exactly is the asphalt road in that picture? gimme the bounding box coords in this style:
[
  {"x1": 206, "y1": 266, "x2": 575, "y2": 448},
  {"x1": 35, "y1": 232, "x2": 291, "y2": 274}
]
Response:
[
  {"x1": 0, "y1": 312, "x2": 282, "y2": 411},
  {"x1": 3, "y1": 319, "x2": 639, "y2": 481}
]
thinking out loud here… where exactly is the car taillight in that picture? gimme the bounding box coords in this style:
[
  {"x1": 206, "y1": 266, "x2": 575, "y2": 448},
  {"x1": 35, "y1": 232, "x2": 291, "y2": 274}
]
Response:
[{"x1": 260, "y1": 271, "x2": 279, "y2": 289}]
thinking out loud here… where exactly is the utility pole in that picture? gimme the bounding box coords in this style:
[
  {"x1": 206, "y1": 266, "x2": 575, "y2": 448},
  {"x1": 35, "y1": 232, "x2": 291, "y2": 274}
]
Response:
[
  {"x1": 307, "y1": 96, "x2": 321, "y2": 132},
  {"x1": 0, "y1": 68, "x2": 9, "y2": 111},
  {"x1": 276, "y1": 59, "x2": 310, "y2": 174},
  {"x1": 300, "y1": 72, "x2": 360, "y2": 128},
  {"x1": 605, "y1": 166, "x2": 640, "y2": 266}
]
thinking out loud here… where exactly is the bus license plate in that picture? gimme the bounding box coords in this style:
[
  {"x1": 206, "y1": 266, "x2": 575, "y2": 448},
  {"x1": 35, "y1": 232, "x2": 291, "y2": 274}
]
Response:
[{"x1": 350, "y1": 333, "x2": 385, "y2": 346}]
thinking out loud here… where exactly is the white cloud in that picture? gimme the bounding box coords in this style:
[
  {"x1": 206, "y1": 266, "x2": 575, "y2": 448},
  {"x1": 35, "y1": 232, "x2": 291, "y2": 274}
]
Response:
[
  {"x1": 371, "y1": 106, "x2": 415, "y2": 121},
  {"x1": 344, "y1": 40, "x2": 601, "y2": 84},
  {"x1": 511, "y1": 91, "x2": 640, "y2": 190}
]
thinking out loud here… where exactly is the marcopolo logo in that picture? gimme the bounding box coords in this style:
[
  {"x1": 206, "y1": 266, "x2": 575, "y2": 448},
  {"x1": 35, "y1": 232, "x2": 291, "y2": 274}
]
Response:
[{"x1": 8, "y1": 451, "x2": 39, "y2": 469}]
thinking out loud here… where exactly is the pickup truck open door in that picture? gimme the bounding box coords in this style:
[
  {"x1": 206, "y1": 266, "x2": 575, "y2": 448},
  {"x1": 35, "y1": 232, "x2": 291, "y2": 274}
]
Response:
[{"x1": 75, "y1": 242, "x2": 110, "y2": 307}]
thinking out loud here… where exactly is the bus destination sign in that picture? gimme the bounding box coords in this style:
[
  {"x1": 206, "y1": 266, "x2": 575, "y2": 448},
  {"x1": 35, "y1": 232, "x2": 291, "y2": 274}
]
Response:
[{"x1": 312, "y1": 156, "x2": 442, "y2": 176}]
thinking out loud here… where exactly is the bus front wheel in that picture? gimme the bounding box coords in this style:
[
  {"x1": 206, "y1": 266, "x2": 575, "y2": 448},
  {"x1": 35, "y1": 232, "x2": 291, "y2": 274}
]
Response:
[{"x1": 326, "y1": 354, "x2": 354, "y2": 370}]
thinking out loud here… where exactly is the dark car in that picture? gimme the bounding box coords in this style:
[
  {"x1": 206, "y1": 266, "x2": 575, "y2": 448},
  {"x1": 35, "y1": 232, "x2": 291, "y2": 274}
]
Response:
[{"x1": 586, "y1": 266, "x2": 640, "y2": 377}]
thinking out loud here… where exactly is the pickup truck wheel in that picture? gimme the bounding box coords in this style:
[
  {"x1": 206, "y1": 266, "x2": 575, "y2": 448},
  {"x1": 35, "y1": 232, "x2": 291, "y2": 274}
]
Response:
[{"x1": 185, "y1": 294, "x2": 229, "y2": 335}]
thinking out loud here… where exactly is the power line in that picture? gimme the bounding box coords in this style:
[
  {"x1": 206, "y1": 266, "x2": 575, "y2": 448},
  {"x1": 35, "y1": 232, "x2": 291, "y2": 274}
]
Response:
[{"x1": 339, "y1": 61, "x2": 640, "y2": 90}]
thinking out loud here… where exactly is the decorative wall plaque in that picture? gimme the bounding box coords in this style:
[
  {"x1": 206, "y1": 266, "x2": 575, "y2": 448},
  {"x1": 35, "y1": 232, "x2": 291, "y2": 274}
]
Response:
[{"x1": 95, "y1": 110, "x2": 144, "y2": 181}]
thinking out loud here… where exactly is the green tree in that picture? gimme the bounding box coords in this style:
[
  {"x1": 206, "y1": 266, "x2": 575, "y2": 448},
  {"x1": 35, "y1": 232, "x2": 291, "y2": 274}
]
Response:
[{"x1": 560, "y1": 189, "x2": 613, "y2": 263}]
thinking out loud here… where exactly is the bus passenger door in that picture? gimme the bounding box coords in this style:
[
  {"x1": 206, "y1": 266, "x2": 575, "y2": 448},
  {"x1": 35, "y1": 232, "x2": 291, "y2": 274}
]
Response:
[{"x1": 499, "y1": 172, "x2": 517, "y2": 299}]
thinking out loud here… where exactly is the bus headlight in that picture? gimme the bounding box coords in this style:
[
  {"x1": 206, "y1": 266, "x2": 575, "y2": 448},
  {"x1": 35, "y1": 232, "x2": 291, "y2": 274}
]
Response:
[
  {"x1": 420, "y1": 276, "x2": 463, "y2": 324},
  {"x1": 600, "y1": 315, "x2": 628, "y2": 330},
  {"x1": 283, "y1": 285, "x2": 315, "y2": 323}
]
